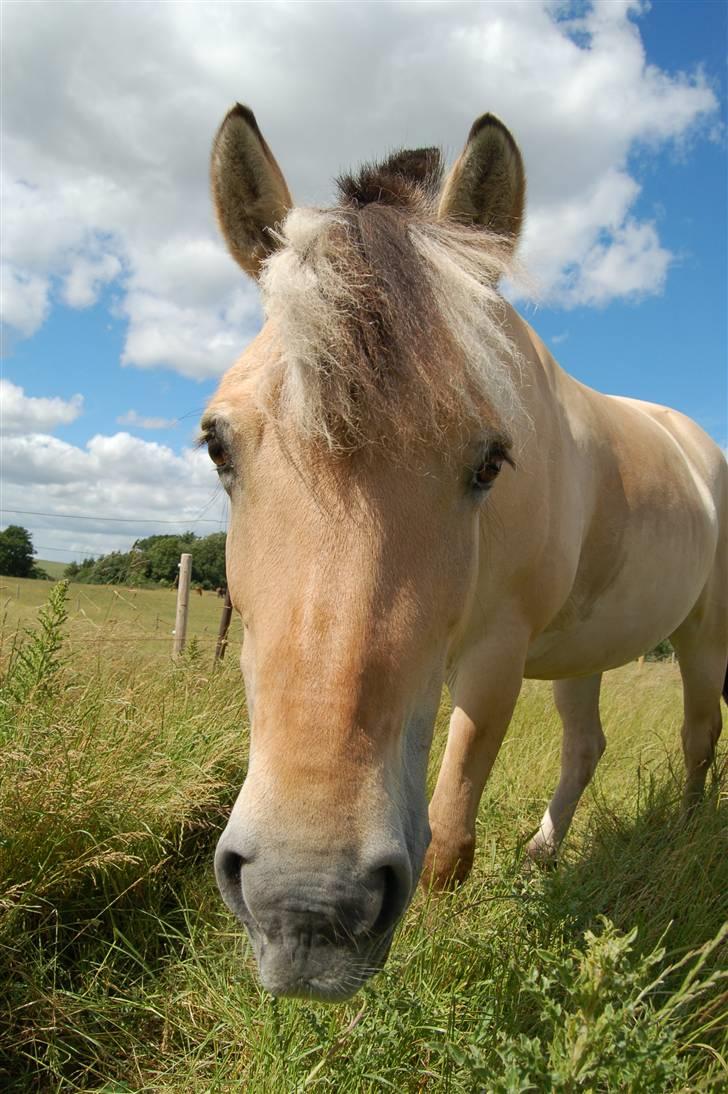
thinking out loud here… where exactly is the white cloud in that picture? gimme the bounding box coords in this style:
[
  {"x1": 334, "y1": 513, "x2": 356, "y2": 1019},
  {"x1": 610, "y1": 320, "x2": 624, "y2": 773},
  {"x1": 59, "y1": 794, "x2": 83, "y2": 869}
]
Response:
[
  {"x1": 0, "y1": 429, "x2": 227, "y2": 559},
  {"x1": 62, "y1": 253, "x2": 122, "y2": 309},
  {"x1": 520, "y1": 168, "x2": 644, "y2": 301},
  {"x1": 1, "y1": 265, "x2": 50, "y2": 336},
  {"x1": 0, "y1": 0, "x2": 720, "y2": 375},
  {"x1": 559, "y1": 219, "x2": 672, "y2": 307},
  {"x1": 117, "y1": 409, "x2": 178, "y2": 430},
  {"x1": 1, "y1": 380, "x2": 84, "y2": 434},
  {"x1": 119, "y1": 286, "x2": 260, "y2": 378}
]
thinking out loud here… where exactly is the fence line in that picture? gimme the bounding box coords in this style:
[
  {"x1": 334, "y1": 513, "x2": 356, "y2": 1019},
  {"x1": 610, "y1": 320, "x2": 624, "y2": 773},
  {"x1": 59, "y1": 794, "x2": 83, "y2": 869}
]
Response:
[{"x1": 2, "y1": 573, "x2": 240, "y2": 663}]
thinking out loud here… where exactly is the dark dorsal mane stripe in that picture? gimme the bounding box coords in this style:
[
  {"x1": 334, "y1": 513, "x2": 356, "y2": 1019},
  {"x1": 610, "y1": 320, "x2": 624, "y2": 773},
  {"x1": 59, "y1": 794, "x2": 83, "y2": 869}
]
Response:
[{"x1": 336, "y1": 147, "x2": 443, "y2": 209}]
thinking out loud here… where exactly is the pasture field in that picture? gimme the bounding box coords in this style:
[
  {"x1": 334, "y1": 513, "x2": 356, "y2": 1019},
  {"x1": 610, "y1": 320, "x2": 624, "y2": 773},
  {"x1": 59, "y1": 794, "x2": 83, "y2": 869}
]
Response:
[
  {"x1": 1, "y1": 582, "x2": 726, "y2": 1091},
  {"x1": 0, "y1": 576, "x2": 243, "y2": 663}
]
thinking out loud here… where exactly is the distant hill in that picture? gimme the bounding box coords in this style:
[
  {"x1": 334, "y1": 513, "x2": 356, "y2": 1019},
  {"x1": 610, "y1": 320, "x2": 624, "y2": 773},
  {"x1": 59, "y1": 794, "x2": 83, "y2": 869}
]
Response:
[{"x1": 35, "y1": 559, "x2": 69, "y2": 579}]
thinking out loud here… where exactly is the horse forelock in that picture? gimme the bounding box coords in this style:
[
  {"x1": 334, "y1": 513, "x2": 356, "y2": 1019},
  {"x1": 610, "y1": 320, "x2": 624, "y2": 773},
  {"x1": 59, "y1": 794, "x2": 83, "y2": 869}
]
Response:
[
  {"x1": 336, "y1": 147, "x2": 444, "y2": 210},
  {"x1": 258, "y1": 154, "x2": 525, "y2": 453}
]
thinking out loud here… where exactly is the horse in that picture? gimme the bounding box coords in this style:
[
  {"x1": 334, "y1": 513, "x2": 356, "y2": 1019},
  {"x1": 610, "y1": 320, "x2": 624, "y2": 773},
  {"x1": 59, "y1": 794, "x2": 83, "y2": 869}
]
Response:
[{"x1": 201, "y1": 104, "x2": 727, "y2": 1002}]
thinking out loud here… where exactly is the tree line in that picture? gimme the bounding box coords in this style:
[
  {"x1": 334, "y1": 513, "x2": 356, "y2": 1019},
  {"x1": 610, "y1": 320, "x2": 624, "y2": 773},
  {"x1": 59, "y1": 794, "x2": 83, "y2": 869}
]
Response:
[
  {"x1": 65, "y1": 532, "x2": 227, "y2": 589},
  {"x1": 0, "y1": 525, "x2": 226, "y2": 590}
]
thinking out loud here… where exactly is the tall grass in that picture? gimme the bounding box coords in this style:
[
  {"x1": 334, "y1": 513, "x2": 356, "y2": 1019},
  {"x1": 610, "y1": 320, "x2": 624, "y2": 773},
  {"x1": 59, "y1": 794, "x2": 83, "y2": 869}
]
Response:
[{"x1": 1, "y1": 584, "x2": 726, "y2": 1091}]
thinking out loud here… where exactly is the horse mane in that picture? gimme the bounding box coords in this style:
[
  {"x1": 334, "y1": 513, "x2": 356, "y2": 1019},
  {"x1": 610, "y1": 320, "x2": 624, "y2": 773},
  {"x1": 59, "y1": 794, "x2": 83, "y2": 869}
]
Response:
[{"x1": 258, "y1": 149, "x2": 524, "y2": 452}]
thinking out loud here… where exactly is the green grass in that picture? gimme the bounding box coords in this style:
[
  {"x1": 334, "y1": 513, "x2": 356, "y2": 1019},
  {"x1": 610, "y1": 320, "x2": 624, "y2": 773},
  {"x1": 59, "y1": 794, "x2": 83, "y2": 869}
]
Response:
[{"x1": 1, "y1": 583, "x2": 726, "y2": 1091}]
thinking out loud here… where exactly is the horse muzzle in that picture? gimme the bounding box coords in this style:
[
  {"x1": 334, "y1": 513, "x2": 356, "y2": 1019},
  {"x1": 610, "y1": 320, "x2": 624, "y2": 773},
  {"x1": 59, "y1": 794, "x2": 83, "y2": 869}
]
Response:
[{"x1": 214, "y1": 831, "x2": 413, "y2": 1000}]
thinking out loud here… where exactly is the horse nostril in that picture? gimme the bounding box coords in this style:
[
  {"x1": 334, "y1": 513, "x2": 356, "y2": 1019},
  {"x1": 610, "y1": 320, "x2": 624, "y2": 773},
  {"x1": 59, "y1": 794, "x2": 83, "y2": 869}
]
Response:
[
  {"x1": 219, "y1": 849, "x2": 244, "y2": 887},
  {"x1": 370, "y1": 863, "x2": 411, "y2": 937},
  {"x1": 214, "y1": 843, "x2": 247, "y2": 919}
]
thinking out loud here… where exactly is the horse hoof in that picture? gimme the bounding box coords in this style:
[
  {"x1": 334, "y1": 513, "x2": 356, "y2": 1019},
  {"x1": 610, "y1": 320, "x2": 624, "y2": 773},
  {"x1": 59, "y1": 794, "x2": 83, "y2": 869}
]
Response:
[
  {"x1": 523, "y1": 846, "x2": 559, "y2": 874},
  {"x1": 421, "y1": 844, "x2": 474, "y2": 892}
]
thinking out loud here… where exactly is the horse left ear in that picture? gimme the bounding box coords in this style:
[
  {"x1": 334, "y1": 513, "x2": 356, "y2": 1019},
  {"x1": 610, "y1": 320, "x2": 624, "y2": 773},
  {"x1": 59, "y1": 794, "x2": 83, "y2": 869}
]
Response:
[{"x1": 438, "y1": 114, "x2": 525, "y2": 250}]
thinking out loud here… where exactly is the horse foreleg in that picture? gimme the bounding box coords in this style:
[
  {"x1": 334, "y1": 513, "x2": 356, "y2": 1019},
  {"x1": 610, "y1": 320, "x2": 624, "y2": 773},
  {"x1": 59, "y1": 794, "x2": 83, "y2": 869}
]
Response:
[
  {"x1": 526, "y1": 673, "x2": 605, "y2": 864},
  {"x1": 422, "y1": 638, "x2": 526, "y2": 890}
]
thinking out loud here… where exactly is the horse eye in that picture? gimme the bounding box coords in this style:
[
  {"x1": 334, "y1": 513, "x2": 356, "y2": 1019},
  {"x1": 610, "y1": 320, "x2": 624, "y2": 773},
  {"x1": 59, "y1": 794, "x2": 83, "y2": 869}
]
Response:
[
  {"x1": 207, "y1": 435, "x2": 228, "y2": 468},
  {"x1": 470, "y1": 442, "x2": 514, "y2": 493},
  {"x1": 472, "y1": 456, "x2": 503, "y2": 491}
]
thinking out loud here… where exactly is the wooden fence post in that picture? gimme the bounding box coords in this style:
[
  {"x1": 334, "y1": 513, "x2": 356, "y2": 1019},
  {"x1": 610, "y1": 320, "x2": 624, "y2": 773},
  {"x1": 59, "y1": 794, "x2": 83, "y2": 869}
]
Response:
[
  {"x1": 172, "y1": 553, "x2": 192, "y2": 659},
  {"x1": 214, "y1": 588, "x2": 233, "y2": 665}
]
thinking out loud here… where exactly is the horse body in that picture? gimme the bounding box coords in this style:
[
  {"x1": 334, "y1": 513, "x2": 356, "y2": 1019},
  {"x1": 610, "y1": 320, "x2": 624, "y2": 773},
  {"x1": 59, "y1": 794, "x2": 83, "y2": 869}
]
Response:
[
  {"x1": 483, "y1": 307, "x2": 727, "y2": 681},
  {"x1": 202, "y1": 105, "x2": 727, "y2": 1000},
  {"x1": 428, "y1": 302, "x2": 726, "y2": 873}
]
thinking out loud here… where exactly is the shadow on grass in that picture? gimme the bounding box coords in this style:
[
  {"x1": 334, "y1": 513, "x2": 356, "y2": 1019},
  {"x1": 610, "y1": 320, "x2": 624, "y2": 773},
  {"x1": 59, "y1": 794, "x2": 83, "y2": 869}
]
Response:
[
  {"x1": 539, "y1": 764, "x2": 728, "y2": 960},
  {"x1": 0, "y1": 820, "x2": 227, "y2": 1093}
]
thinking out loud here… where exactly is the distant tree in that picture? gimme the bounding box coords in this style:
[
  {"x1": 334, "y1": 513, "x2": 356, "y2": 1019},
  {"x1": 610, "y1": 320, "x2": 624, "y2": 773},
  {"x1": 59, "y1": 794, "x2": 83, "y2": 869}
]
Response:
[
  {"x1": 136, "y1": 535, "x2": 192, "y2": 584},
  {"x1": 191, "y1": 532, "x2": 226, "y2": 589},
  {"x1": 0, "y1": 525, "x2": 36, "y2": 577},
  {"x1": 126, "y1": 547, "x2": 150, "y2": 586},
  {"x1": 84, "y1": 551, "x2": 134, "y2": 585},
  {"x1": 65, "y1": 557, "x2": 97, "y2": 583}
]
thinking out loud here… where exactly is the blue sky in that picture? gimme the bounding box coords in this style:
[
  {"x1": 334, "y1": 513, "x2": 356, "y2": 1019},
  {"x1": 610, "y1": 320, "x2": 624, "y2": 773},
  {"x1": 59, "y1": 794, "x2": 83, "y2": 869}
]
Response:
[
  {"x1": 527, "y1": 0, "x2": 727, "y2": 435},
  {"x1": 1, "y1": 0, "x2": 726, "y2": 561}
]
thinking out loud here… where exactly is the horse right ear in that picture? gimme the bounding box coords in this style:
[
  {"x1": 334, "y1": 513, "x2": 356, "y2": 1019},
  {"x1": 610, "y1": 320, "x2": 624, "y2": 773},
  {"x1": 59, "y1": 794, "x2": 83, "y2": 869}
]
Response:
[
  {"x1": 211, "y1": 104, "x2": 293, "y2": 280},
  {"x1": 438, "y1": 114, "x2": 525, "y2": 251}
]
